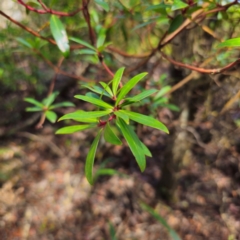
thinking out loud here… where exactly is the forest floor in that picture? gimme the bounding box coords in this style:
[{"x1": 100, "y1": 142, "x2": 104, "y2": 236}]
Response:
[{"x1": 1, "y1": 92, "x2": 240, "y2": 240}]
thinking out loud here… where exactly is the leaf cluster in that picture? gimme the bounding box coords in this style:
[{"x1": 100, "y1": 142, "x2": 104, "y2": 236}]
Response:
[{"x1": 56, "y1": 68, "x2": 169, "y2": 184}]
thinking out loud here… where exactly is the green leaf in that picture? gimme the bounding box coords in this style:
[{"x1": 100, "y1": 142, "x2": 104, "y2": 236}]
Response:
[
  {"x1": 120, "y1": 110, "x2": 169, "y2": 133},
  {"x1": 74, "y1": 95, "x2": 113, "y2": 109},
  {"x1": 26, "y1": 107, "x2": 42, "y2": 112},
  {"x1": 45, "y1": 110, "x2": 57, "y2": 123},
  {"x1": 82, "y1": 85, "x2": 112, "y2": 98},
  {"x1": 94, "y1": 0, "x2": 110, "y2": 11},
  {"x1": 85, "y1": 92, "x2": 100, "y2": 99},
  {"x1": 112, "y1": 67, "x2": 125, "y2": 96},
  {"x1": 160, "y1": 103, "x2": 180, "y2": 111},
  {"x1": 43, "y1": 91, "x2": 59, "y2": 107},
  {"x1": 49, "y1": 101, "x2": 75, "y2": 109},
  {"x1": 115, "y1": 72, "x2": 148, "y2": 105},
  {"x1": 85, "y1": 129, "x2": 102, "y2": 185},
  {"x1": 123, "y1": 89, "x2": 157, "y2": 106},
  {"x1": 75, "y1": 49, "x2": 97, "y2": 55},
  {"x1": 56, "y1": 123, "x2": 97, "y2": 134},
  {"x1": 97, "y1": 30, "x2": 106, "y2": 48},
  {"x1": 132, "y1": 20, "x2": 155, "y2": 31},
  {"x1": 24, "y1": 98, "x2": 44, "y2": 107},
  {"x1": 16, "y1": 37, "x2": 33, "y2": 49},
  {"x1": 114, "y1": 111, "x2": 129, "y2": 124},
  {"x1": 109, "y1": 222, "x2": 118, "y2": 240},
  {"x1": 58, "y1": 110, "x2": 112, "y2": 121},
  {"x1": 50, "y1": 15, "x2": 69, "y2": 57},
  {"x1": 217, "y1": 38, "x2": 240, "y2": 48},
  {"x1": 117, "y1": 118, "x2": 146, "y2": 172},
  {"x1": 154, "y1": 86, "x2": 171, "y2": 100},
  {"x1": 100, "y1": 82, "x2": 113, "y2": 97},
  {"x1": 168, "y1": 15, "x2": 184, "y2": 33},
  {"x1": 140, "y1": 141, "x2": 152, "y2": 157},
  {"x1": 171, "y1": 0, "x2": 188, "y2": 11},
  {"x1": 70, "y1": 37, "x2": 96, "y2": 50},
  {"x1": 104, "y1": 123, "x2": 122, "y2": 145},
  {"x1": 140, "y1": 203, "x2": 181, "y2": 240},
  {"x1": 96, "y1": 168, "x2": 119, "y2": 176}
]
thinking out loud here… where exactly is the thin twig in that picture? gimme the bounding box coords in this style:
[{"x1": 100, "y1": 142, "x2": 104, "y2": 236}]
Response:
[
  {"x1": 161, "y1": 52, "x2": 240, "y2": 74},
  {"x1": 17, "y1": 0, "x2": 84, "y2": 17}
]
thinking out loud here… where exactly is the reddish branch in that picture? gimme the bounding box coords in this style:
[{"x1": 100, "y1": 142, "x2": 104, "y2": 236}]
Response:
[
  {"x1": 0, "y1": 11, "x2": 56, "y2": 45},
  {"x1": 17, "y1": 0, "x2": 84, "y2": 17},
  {"x1": 161, "y1": 52, "x2": 240, "y2": 74}
]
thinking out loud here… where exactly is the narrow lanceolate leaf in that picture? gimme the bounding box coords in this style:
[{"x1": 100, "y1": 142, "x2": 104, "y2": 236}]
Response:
[
  {"x1": 50, "y1": 15, "x2": 69, "y2": 57},
  {"x1": 16, "y1": 37, "x2": 33, "y2": 48},
  {"x1": 56, "y1": 123, "x2": 97, "y2": 134},
  {"x1": 43, "y1": 91, "x2": 59, "y2": 107},
  {"x1": 114, "y1": 111, "x2": 129, "y2": 124},
  {"x1": 218, "y1": 38, "x2": 240, "y2": 48},
  {"x1": 171, "y1": 0, "x2": 188, "y2": 11},
  {"x1": 115, "y1": 72, "x2": 148, "y2": 106},
  {"x1": 24, "y1": 98, "x2": 44, "y2": 107},
  {"x1": 120, "y1": 110, "x2": 169, "y2": 133},
  {"x1": 140, "y1": 203, "x2": 181, "y2": 240},
  {"x1": 104, "y1": 123, "x2": 122, "y2": 145},
  {"x1": 45, "y1": 110, "x2": 57, "y2": 123},
  {"x1": 58, "y1": 110, "x2": 112, "y2": 121},
  {"x1": 140, "y1": 141, "x2": 152, "y2": 157},
  {"x1": 26, "y1": 106, "x2": 42, "y2": 112},
  {"x1": 123, "y1": 89, "x2": 157, "y2": 106},
  {"x1": 154, "y1": 86, "x2": 171, "y2": 100},
  {"x1": 94, "y1": 0, "x2": 109, "y2": 11},
  {"x1": 81, "y1": 85, "x2": 112, "y2": 98},
  {"x1": 112, "y1": 67, "x2": 125, "y2": 96},
  {"x1": 100, "y1": 82, "x2": 113, "y2": 97},
  {"x1": 49, "y1": 101, "x2": 75, "y2": 109},
  {"x1": 70, "y1": 37, "x2": 96, "y2": 50},
  {"x1": 74, "y1": 95, "x2": 113, "y2": 109},
  {"x1": 85, "y1": 129, "x2": 102, "y2": 185},
  {"x1": 117, "y1": 118, "x2": 146, "y2": 172},
  {"x1": 75, "y1": 49, "x2": 97, "y2": 55}
]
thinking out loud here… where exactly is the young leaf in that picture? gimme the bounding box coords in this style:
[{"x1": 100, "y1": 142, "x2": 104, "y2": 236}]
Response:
[
  {"x1": 154, "y1": 86, "x2": 171, "y2": 100},
  {"x1": 112, "y1": 67, "x2": 125, "y2": 96},
  {"x1": 49, "y1": 101, "x2": 75, "y2": 109},
  {"x1": 140, "y1": 203, "x2": 181, "y2": 240},
  {"x1": 114, "y1": 111, "x2": 129, "y2": 124},
  {"x1": 43, "y1": 91, "x2": 59, "y2": 107},
  {"x1": 94, "y1": 0, "x2": 110, "y2": 11},
  {"x1": 70, "y1": 37, "x2": 96, "y2": 50},
  {"x1": 85, "y1": 92, "x2": 100, "y2": 99},
  {"x1": 117, "y1": 118, "x2": 146, "y2": 172},
  {"x1": 104, "y1": 123, "x2": 122, "y2": 145},
  {"x1": 217, "y1": 38, "x2": 240, "y2": 48},
  {"x1": 24, "y1": 98, "x2": 44, "y2": 107},
  {"x1": 122, "y1": 89, "x2": 157, "y2": 106},
  {"x1": 58, "y1": 110, "x2": 112, "y2": 121},
  {"x1": 100, "y1": 82, "x2": 113, "y2": 97},
  {"x1": 171, "y1": 0, "x2": 188, "y2": 11},
  {"x1": 140, "y1": 141, "x2": 152, "y2": 157},
  {"x1": 26, "y1": 106, "x2": 42, "y2": 112},
  {"x1": 85, "y1": 129, "x2": 103, "y2": 185},
  {"x1": 120, "y1": 110, "x2": 169, "y2": 133},
  {"x1": 45, "y1": 110, "x2": 57, "y2": 123},
  {"x1": 16, "y1": 37, "x2": 33, "y2": 49},
  {"x1": 50, "y1": 15, "x2": 69, "y2": 57},
  {"x1": 82, "y1": 85, "x2": 112, "y2": 98},
  {"x1": 75, "y1": 49, "x2": 97, "y2": 55},
  {"x1": 74, "y1": 95, "x2": 113, "y2": 109},
  {"x1": 115, "y1": 72, "x2": 148, "y2": 106},
  {"x1": 56, "y1": 123, "x2": 97, "y2": 134}
]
